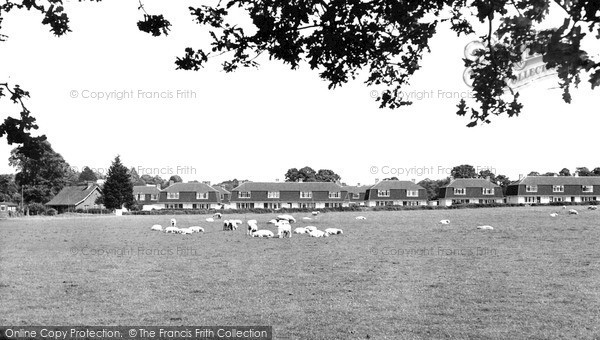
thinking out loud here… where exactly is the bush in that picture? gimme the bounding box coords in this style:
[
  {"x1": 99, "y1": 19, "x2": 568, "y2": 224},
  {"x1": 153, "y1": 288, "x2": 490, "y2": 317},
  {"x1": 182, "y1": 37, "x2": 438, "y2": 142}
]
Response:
[
  {"x1": 46, "y1": 208, "x2": 57, "y2": 216},
  {"x1": 74, "y1": 208, "x2": 112, "y2": 214},
  {"x1": 27, "y1": 203, "x2": 46, "y2": 215}
]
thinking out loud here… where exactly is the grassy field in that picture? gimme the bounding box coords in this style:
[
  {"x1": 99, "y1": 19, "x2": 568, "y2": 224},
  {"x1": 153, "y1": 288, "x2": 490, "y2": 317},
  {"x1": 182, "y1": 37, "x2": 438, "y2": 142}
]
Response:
[{"x1": 1, "y1": 206, "x2": 599, "y2": 339}]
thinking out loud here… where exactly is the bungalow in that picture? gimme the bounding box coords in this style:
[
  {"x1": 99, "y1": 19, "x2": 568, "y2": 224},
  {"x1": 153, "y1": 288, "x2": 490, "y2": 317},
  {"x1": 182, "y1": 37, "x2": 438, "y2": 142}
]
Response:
[
  {"x1": 506, "y1": 175, "x2": 600, "y2": 204},
  {"x1": 133, "y1": 184, "x2": 162, "y2": 210},
  {"x1": 364, "y1": 180, "x2": 428, "y2": 206},
  {"x1": 158, "y1": 182, "x2": 221, "y2": 209},
  {"x1": 343, "y1": 184, "x2": 371, "y2": 206},
  {"x1": 230, "y1": 182, "x2": 349, "y2": 209},
  {"x1": 46, "y1": 183, "x2": 103, "y2": 213},
  {"x1": 438, "y1": 178, "x2": 503, "y2": 206},
  {"x1": 0, "y1": 202, "x2": 18, "y2": 212}
]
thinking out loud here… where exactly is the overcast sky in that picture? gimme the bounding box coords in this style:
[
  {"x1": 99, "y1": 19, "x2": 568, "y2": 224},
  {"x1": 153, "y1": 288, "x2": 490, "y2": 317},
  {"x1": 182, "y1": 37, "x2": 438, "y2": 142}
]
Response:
[{"x1": 0, "y1": 1, "x2": 598, "y2": 185}]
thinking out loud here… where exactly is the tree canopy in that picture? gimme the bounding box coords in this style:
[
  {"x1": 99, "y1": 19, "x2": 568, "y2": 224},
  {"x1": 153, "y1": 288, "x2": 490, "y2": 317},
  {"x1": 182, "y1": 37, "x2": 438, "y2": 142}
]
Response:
[
  {"x1": 285, "y1": 166, "x2": 342, "y2": 182},
  {"x1": 101, "y1": 156, "x2": 134, "y2": 210}
]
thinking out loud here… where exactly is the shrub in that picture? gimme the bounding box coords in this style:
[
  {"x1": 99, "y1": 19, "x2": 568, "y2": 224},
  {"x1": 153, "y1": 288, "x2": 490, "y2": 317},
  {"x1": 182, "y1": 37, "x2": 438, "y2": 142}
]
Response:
[
  {"x1": 27, "y1": 203, "x2": 46, "y2": 215},
  {"x1": 46, "y1": 208, "x2": 58, "y2": 216}
]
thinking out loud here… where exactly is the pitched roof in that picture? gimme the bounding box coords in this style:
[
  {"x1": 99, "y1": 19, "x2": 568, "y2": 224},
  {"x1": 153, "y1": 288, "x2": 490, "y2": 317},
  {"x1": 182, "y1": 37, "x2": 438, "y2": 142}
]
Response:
[
  {"x1": 162, "y1": 182, "x2": 218, "y2": 193},
  {"x1": 510, "y1": 176, "x2": 600, "y2": 186},
  {"x1": 443, "y1": 178, "x2": 499, "y2": 189},
  {"x1": 212, "y1": 185, "x2": 231, "y2": 195},
  {"x1": 343, "y1": 185, "x2": 372, "y2": 194},
  {"x1": 232, "y1": 181, "x2": 346, "y2": 192},
  {"x1": 46, "y1": 184, "x2": 100, "y2": 206},
  {"x1": 369, "y1": 180, "x2": 424, "y2": 191},
  {"x1": 133, "y1": 185, "x2": 161, "y2": 195}
]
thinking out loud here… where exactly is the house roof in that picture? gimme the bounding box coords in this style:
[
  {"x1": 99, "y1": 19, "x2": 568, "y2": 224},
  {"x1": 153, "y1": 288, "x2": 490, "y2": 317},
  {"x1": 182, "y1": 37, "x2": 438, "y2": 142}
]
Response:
[
  {"x1": 510, "y1": 176, "x2": 600, "y2": 186},
  {"x1": 369, "y1": 180, "x2": 424, "y2": 191},
  {"x1": 133, "y1": 185, "x2": 161, "y2": 195},
  {"x1": 46, "y1": 184, "x2": 101, "y2": 206},
  {"x1": 232, "y1": 181, "x2": 346, "y2": 192},
  {"x1": 162, "y1": 182, "x2": 218, "y2": 193},
  {"x1": 442, "y1": 178, "x2": 499, "y2": 189},
  {"x1": 212, "y1": 185, "x2": 231, "y2": 195},
  {"x1": 343, "y1": 185, "x2": 372, "y2": 194},
  {"x1": 0, "y1": 202, "x2": 18, "y2": 206}
]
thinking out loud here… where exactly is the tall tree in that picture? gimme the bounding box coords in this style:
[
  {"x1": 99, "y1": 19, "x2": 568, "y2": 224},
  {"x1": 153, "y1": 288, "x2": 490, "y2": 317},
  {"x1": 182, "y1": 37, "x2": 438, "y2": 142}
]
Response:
[
  {"x1": 541, "y1": 172, "x2": 557, "y2": 176},
  {"x1": 451, "y1": 165, "x2": 477, "y2": 179},
  {"x1": 593, "y1": 167, "x2": 600, "y2": 176},
  {"x1": 169, "y1": 175, "x2": 183, "y2": 183},
  {"x1": 479, "y1": 169, "x2": 496, "y2": 181},
  {"x1": 0, "y1": 174, "x2": 18, "y2": 202},
  {"x1": 494, "y1": 174, "x2": 512, "y2": 195},
  {"x1": 528, "y1": 171, "x2": 540, "y2": 176},
  {"x1": 285, "y1": 166, "x2": 317, "y2": 182},
  {"x1": 315, "y1": 169, "x2": 341, "y2": 183},
  {"x1": 130, "y1": 167, "x2": 145, "y2": 185},
  {"x1": 559, "y1": 168, "x2": 571, "y2": 176},
  {"x1": 78, "y1": 166, "x2": 98, "y2": 182},
  {"x1": 418, "y1": 177, "x2": 451, "y2": 201},
  {"x1": 8, "y1": 140, "x2": 71, "y2": 204},
  {"x1": 575, "y1": 167, "x2": 593, "y2": 176},
  {"x1": 101, "y1": 156, "x2": 134, "y2": 210}
]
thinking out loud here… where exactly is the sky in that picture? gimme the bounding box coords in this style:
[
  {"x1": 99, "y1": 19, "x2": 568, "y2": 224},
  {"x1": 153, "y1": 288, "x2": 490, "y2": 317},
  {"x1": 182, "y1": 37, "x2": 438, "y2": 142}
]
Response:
[{"x1": 0, "y1": 0, "x2": 598, "y2": 186}]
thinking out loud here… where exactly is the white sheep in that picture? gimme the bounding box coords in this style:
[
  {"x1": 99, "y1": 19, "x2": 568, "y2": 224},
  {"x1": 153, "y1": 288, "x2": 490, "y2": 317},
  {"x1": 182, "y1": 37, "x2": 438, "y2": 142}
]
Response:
[
  {"x1": 151, "y1": 224, "x2": 163, "y2": 231},
  {"x1": 312, "y1": 211, "x2": 320, "y2": 216},
  {"x1": 568, "y1": 209, "x2": 579, "y2": 215},
  {"x1": 562, "y1": 205, "x2": 567, "y2": 209},
  {"x1": 231, "y1": 219, "x2": 243, "y2": 225},
  {"x1": 230, "y1": 220, "x2": 240, "y2": 230},
  {"x1": 247, "y1": 219, "x2": 258, "y2": 225},
  {"x1": 324, "y1": 228, "x2": 343, "y2": 235},
  {"x1": 305, "y1": 226, "x2": 317, "y2": 232},
  {"x1": 189, "y1": 226, "x2": 204, "y2": 233},
  {"x1": 213, "y1": 213, "x2": 223, "y2": 219},
  {"x1": 356, "y1": 216, "x2": 366, "y2": 220},
  {"x1": 308, "y1": 229, "x2": 329, "y2": 238},
  {"x1": 223, "y1": 220, "x2": 235, "y2": 231},
  {"x1": 180, "y1": 228, "x2": 193, "y2": 235},
  {"x1": 588, "y1": 206, "x2": 598, "y2": 210},
  {"x1": 550, "y1": 213, "x2": 558, "y2": 217},
  {"x1": 206, "y1": 217, "x2": 215, "y2": 222},
  {"x1": 277, "y1": 214, "x2": 296, "y2": 223},
  {"x1": 476, "y1": 225, "x2": 494, "y2": 230},
  {"x1": 247, "y1": 221, "x2": 258, "y2": 235},
  {"x1": 267, "y1": 219, "x2": 279, "y2": 225},
  {"x1": 252, "y1": 230, "x2": 274, "y2": 238},
  {"x1": 276, "y1": 221, "x2": 292, "y2": 238},
  {"x1": 170, "y1": 218, "x2": 177, "y2": 227},
  {"x1": 439, "y1": 220, "x2": 450, "y2": 225},
  {"x1": 302, "y1": 217, "x2": 312, "y2": 221},
  {"x1": 165, "y1": 226, "x2": 179, "y2": 234},
  {"x1": 294, "y1": 227, "x2": 308, "y2": 234}
]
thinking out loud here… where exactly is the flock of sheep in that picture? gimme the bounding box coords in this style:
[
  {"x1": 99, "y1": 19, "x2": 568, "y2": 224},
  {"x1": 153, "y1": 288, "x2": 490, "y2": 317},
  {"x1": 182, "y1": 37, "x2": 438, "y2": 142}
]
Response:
[{"x1": 149, "y1": 211, "x2": 350, "y2": 238}]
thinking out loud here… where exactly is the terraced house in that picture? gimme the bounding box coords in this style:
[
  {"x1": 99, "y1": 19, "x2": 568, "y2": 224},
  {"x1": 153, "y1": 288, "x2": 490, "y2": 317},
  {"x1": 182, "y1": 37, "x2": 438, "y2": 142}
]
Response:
[
  {"x1": 438, "y1": 178, "x2": 504, "y2": 206},
  {"x1": 343, "y1": 184, "x2": 371, "y2": 206},
  {"x1": 133, "y1": 184, "x2": 161, "y2": 210},
  {"x1": 505, "y1": 175, "x2": 600, "y2": 204},
  {"x1": 157, "y1": 182, "x2": 222, "y2": 209},
  {"x1": 364, "y1": 180, "x2": 427, "y2": 206},
  {"x1": 230, "y1": 181, "x2": 349, "y2": 209}
]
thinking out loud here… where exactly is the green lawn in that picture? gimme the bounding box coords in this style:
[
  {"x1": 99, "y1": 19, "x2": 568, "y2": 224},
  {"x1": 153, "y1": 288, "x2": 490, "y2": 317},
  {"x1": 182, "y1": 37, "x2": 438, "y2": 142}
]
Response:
[{"x1": 1, "y1": 206, "x2": 599, "y2": 339}]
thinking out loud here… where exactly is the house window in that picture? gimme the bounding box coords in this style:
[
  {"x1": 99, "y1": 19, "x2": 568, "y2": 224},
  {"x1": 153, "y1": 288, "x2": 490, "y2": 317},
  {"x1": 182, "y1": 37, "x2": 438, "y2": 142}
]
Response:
[
  {"x1": 404, "y1": 201, "x2": 419, "y2": 206},
  {"x1": 325, "y1": 203, "x2": 342, "y2": 208},
  {"x1": 376, "y1": 201, "x2": 392, "y2": 206},
  {"x1": 524, "y1": 197, "x2": 536, "y2": 203},
  {"x1": 264, "y1": 203, "x2": 281, "y2": 209},
  {"x1": 196, "y1": 192, "x2": 208, "y2": 199},
  {"x1": 299, "y1": 202, "x2": 316, "y2": 208},
  {"x1": 300, "y1": 192, "x2": 312, "y2": 199},
  {"x1": 553, "y1": 185, "x2": 564, "y2": 193},
  {"x1": 551, "y1": 196, "x2": 563, "y2": 202},
  {"x1": 526, "y1": 185, "x2": 538, "y2": 192},
  {"x1": 454, "y1": 188, "x2": 466, "y2": 195},
  {"x1": 329, "y1": 192, "x2": 341, "y2": 199},
  {"x1": 377, "y1": 190, "x2": 390, "y2": 197},
  {"x1": 220, "y1": 194, "x2": 225, "y2": 200},
  {"x1": 150, "y1": 194, "x2": 158, "y2": 201},
  {"x1": 352, "y1": 193, "x2": 360, "y2": 199},
  {"x1": 582, "y1": 185, "x2": 593, "y2": 193},
  {"x1": 482, "y1": 188, "x2": 494, "y2": 195},
  {"x1": 167, "y1": 192, "x2": 179, "y2": 199},
  {"x1": 407, "y1": 190, "x2": 419, "y2": 197},
  {"x1": 238, "y1": 203, "x2": 254, "y2": 209},
  {"x1": 136, "y1": 194, "x2": 144, "y2": 200},
  {"x1": 239, "y1": 192, "x2": 251, "y2": 198},
  {"x1": 452, "y1": 199, "x2": 469, "y2": 204},
  {"x1": 268, "y1": 191, "x2": 280, "y2": 199}
]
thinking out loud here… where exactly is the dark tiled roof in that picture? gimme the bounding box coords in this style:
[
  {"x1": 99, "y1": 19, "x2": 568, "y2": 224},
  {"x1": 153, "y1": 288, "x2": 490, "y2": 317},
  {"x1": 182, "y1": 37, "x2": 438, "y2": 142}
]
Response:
[
  {"x1": 212, "y1": 186, "x2": 231, "y2": 195},
  {"x1": 162, "y1": 182, "x2": 217, "y2": 193},
  {"x1": 46, "y1": 184, "x2": 100, "y2": 206},
  {"x1": 511, "y1": 176, "x2": 600, "y2": 186},
  {"x1": 133, "y1": 185, "x2": 161, "y2": 195},
  {"x1": 443, "y1": 178, "x2": 499, "y2": 189},
  {"x1": 343, "y1": 185, "x2": 372, "y2": 194},
  {"x1": 232, "y1": 182, "x2": 345, "y2": 192},
  {"x1": 369, "y1": 180, "x2": 423, "y2": 191}
]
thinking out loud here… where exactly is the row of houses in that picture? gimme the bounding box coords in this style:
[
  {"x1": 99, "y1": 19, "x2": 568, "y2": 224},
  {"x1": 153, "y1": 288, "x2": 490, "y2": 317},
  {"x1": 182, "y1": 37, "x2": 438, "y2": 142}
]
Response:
[{"x1": 39, "y1": 175, "x2": 600, "y2": 212}]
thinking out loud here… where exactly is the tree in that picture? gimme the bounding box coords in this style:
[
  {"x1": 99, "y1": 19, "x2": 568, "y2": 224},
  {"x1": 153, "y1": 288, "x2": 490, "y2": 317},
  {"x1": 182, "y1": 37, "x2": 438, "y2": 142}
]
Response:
[
  {"x1": 315, "y1": 169, "x2": 341, "y2": 183},
  {"x1": 2, "y1": 1, "x2": 598, "y2": 135},
  {"x1": 384, "y1": 177, "x2": 399, "y2": 181},
  {"x1": 0, "y1": 174, "x2": 18, "y2": 202},
  {"x1": 78, "y1": 166, "x2": 98, "y2": 182},
  {"x1": 169, "y1": 175, "x2": 183, "y2": 183},
  {"x1": 541, "y1": 172, "x2": 557, "y2": 176},
  {"x1": 451, "y1": 165, "x2": 477, "y2": 179},
  {"x1": 285, "y1": 166, "x2": 317, "y2": 182},
  {"x1": 478, "y1": 169, "x2": 496, "y2": 182},
  {"x1": 418, "y1": 177, "x2": 451, "y2": 201},
  {"x1": 576, "y1": 167, "x2": 592, "y2": 176},
  {"x1": 8, "y1": 140, "x2": 71, "y2": 204},
  {"x1": 559, "y1": 168, "x2": 571, "y2": 176},
  {"x1": 130, "y1": 167, "x2": 145, "y2": 185},
  {"x1": 101, "y1": 156, "x2": 134, "y2": 210},
  {"x1": 528, "y1": 171, "x2": 540, "y2": 176},
  {"x1": 494, "y1": 174, "x2": 512, "y2": 195},
  {"x1": 593, "y1": 167, "x2": 600, "y2": 176}
]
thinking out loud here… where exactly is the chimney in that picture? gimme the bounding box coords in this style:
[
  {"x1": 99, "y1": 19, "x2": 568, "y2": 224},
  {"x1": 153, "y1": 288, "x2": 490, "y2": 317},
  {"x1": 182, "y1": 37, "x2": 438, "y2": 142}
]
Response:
[
  {"x1": 357, "y1": 183, "x2": 360, "y2": 186},
  {"x1": 375, "y1": 178, "x2": 379, "y2": 183},
  {"x1": 298, "y1": 178, "x2": 303, "y2": 183},
  {"x1": 485, "y1": 176, "x2": 490, "y2": 181},
  {"x1": 275, "y1": 178, "x2": 279, "y2": 182},
  {"x1": 518, "y1": 174, "x2": 524, "y2": 181},
  {"x1": 574, "y1": 172, "x2": 579, "y2": 177},
  {"x1": 411, "y1": 179, "x2": 416, "y2": 183}
]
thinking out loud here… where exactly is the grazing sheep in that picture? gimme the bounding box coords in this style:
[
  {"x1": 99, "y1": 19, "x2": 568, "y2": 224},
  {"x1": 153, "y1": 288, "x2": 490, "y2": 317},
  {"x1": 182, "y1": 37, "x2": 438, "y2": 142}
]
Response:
[
  {"x1": 305, "y1": 226, "x2": 317, "y2": 232},
  {"x1": 165, "y1": 226, "x2": 179, "y2": 234},
  {"x1": 213, "y1": 213, "x2": 223, "y2": 219},
  {"x1": 223, "y1": 220, "x2": 235, "y2": 231},
  {"x1": 476, "y1": 225, "x2": 494, "y2": 230},
  {"x1": 170, "y1": 218, "x2": 177, "y2": 227},
  {"x1": 180, "y1": 228, "x2": 194, "y2": 235},
  {"x1": 303, "y1": 217, "x2": 312, "y2": 221},
  {"x1": 247, "y1": 220, "x2": 258, "y2": 235},
  {"x1": 588, "y1": 206, "x2": 598, "y2": 210},
  {"x1": 206, "y1": 217, "x2": 215, "y2": 222},
  {"x1": 230, "y1": 220, "x2": 240, "y2": 230},
  {"x1": 308, "y1": 229, "x2": 329, "y2": 238},
  {"x1": 276, "y1": 221, "x2": 292, "y2": 238},
  {"x1": 189, "y1": 226, "x2": 204, "y2": 233},
  {"x1": 562, "y1": 205, "x2": 567, "y2": 209},
  {"x1": 356, "y1": 216, "x2": 366, "y2": 220},
  {"x1": 312, "y1": 211, "x2": 320, "y2": 216},
  {"x1": 294, "y1": 227, "x2": 308, "y2": 234},
  {"x1": 277, "y1": 214, "x2": 296, "y2": 223},
  {"x1": 267, "y1": 219, "x2": 279, "y2": 225},
  {"x1": 550, "y1": 213, "x2": 559, "y2": 217},
  {"x1": 439, "y1": 220, "x2": 450, "y2": 225},
  {"x1": 252, "y1": 230, "x2": 274, "y2": 238},
  {"x1": 325, "y1": 228, "x2": 343, "y2": 235},
  {"x1": 247, "y1": 219, "x2": 258, "y2": 225},
  {"x1": 568, "y1": 209, "x2": 579, "y2": 215},
  {"x1": 151, "y1": 224, "x2": 163, "y2": 231}
]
